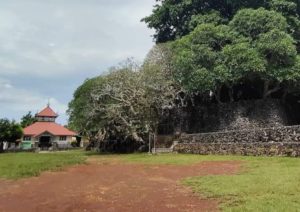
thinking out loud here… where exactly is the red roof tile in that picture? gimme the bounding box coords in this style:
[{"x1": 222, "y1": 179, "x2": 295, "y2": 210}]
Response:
[
  {"x1": 36, "y1": 106, "x2": 58, "y2": 117},
  {"x1": 23, "y1": 122, "x2": 77, "y2": 137}
]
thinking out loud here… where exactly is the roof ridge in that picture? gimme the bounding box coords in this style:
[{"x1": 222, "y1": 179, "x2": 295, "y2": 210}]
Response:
[
  {"x1": 23, "y1": 122, "x2": 77, "y2": 137},
  {"x1": 36, "y1": 105, "x2": 58, "y2": 117}
]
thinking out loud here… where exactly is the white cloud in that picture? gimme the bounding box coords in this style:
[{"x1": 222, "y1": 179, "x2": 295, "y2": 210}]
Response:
[
  {"x1": 0, "y1": 77, "x2": 67, "y2": 124},
  {"x1": 0, "y1": 0, "x2": 156, "y2": 123},
  {"x1": 0, "y1": 0, "x2": 155, "y2": 77}
]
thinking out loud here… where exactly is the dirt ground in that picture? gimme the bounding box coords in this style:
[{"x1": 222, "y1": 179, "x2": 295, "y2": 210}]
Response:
[{"x1": 0, "y1": 158, "x2": 241, "y2": 212}]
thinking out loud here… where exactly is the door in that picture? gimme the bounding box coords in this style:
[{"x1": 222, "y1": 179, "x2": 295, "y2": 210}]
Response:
[{"x1": 39, "y1": 136, "x2": 51, "y2": 150}]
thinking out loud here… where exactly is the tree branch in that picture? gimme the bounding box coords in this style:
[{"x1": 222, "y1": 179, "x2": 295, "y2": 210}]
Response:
[{"x1": 263, "y1": 81, "x2": 281, "y2": 99}]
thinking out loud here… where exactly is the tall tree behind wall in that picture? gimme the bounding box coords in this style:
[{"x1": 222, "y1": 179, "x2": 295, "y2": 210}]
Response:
[{"x1": 144, "y1": 0, "x2": 300, "y2": 103}]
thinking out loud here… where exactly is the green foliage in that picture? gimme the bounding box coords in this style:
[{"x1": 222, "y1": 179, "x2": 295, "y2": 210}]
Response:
[
  {"x1": 172, "y1": 24, "x2": 240, "y2": 92},
  {"x1": 229, "y1": 8, "x2": 288, "y2": 39},
  {"x1": 190, "y1": 24, "x2": 237, "y2": 51},
  {"x1": 269, "y1": 0, "x2": 300, "y2": 50},
  {"x1": 0, "y1": 119, "x2": 23, "y2": 143},
  {"x1": 142, "y1": 0, "x2": 269, "y2": 43},
  {"x1": 275, "y1": 55, "x2": 300, "y2": 81},
  {"x1": 270, "y1": 0, "x2": 297, "y2": 16},
  {"x1": 20, "y1": 111, "x2": 37, "y2": 128},
  {"x1": 257, "y1": 29, "x2": 297, "y2": 67},
  {"x1": 68, "y1": 56, "x2": 179, "y2": 148},
  {"x1": 67, "y1": 76, "x2": 107, "y2": 136},
  {"x1": 218, "y1": 42, "x2": 266, "y2": 82},
  {"x1": 143, "y1": 0, "x2": 300, "y2": 60},
  {"x1": 170, "y1": 5, "x2": 300, "y2": 99},
  {"x1": 71, "y1": 0, "x2": 300, "y2": 146},
  {"x1": 0, "y1": 151, "x2": 86, "y2": 179},
  {"x1": 189, "y1": 11, "x2": 226, "y2": 31}
]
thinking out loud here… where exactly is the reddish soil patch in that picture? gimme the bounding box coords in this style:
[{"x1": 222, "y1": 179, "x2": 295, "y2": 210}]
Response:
[{"x1": 0, "y1": 159, "x2": 241, "y2": 212}]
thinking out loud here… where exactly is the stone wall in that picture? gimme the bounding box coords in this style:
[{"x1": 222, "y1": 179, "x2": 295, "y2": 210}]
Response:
[
  {"x1": 175, "y1": 99, "x2": 288, "y2": 133},
  {"x1": 174, "y1": 125, "x2": 300, "y2": 156}
]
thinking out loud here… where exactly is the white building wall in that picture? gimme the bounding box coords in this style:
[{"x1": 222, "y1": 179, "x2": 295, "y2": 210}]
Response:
[
  {"x1": 22, "y1": 134, "x2": 74, "y2": 149},
  {"x1": 53, "y1": 136, "x2": 73, "y2": 148}
]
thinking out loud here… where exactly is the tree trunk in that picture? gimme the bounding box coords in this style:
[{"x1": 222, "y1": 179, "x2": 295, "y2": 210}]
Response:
[
  {"x1": 281, "y1": 88, "x2": 288, "y2": 102},
  {"x1": 263, "y1": 80, "x2": 270, "y2": 99},
  {"x1": 214, "y1": 87, "x2": 222, "y2": 104},
  {"x1": 132, "y1": 131, "x2": 144, "y2": 144},
  {"x1": 0, "y1": 141, "x2": 4, "y2": 153},
  {"x1": 227, "y1": 85, "x2": 234, "y2": 102},
  {"x1": 263, "y1": 81, "x2": 281, "y2": 99}
]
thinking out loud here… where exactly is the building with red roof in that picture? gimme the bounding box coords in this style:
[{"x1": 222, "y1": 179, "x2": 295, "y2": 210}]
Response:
[{"x1": 21, "y1": 105, "x2": 77, "y2": 150}]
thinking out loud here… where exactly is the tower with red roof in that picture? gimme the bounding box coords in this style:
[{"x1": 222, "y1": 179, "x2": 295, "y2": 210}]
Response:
[{"x1": 21, "y1": 105, "x2": 77, "y2": 150}]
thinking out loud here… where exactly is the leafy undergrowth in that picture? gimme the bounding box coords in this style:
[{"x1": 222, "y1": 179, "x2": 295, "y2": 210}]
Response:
[
  {"x1": 183, "y1": 156, "x2": 300, "y2": 211},
  {"x1": 0, "y1": 150, "x2": 87, "y2": 179}
]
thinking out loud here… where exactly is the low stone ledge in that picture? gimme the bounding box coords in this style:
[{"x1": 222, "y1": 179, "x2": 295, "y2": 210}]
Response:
[
  {"x1": 180, "y1": 125, "x2": 300, "y2": 144},
  {"x1": 174, "y1": 142, "x2": 300, "y2": 157},
  {"x1": 176, "y1": 125, "x2": 300, "y2": 156}
]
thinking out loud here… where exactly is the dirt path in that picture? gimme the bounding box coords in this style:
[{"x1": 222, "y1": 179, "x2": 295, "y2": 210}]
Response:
[{"x1": 0, "y1": 159, "x2": 241, "y2": 212}]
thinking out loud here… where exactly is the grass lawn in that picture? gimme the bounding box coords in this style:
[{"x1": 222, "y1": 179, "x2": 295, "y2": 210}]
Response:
[
  {"x1": 0, "y1": 150, "x2": 87, "y2": 179},
  {"x1": 100, "y1": 154, "x2": 300, "y2": 211},
  {"x1": 182, "y1": 156, "x2": 300, "y2": 212},
  {"x1": 2, "y1": 152, "x2": 300, "y2": 211}
]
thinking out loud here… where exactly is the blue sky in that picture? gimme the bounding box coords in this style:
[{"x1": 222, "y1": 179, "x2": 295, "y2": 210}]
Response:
[{"x1": 0, "y1": 0, "x2": 155, "y2": 124}]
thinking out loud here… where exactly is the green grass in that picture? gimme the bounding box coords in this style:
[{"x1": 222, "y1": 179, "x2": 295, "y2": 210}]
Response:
[
  {"x1": 0, "y1": 150, "x2": 87, "y2": 179},
  {"x1": 2, "y1": 151, "x2": 300, "y2": 211},
  {"x1": 118, "y1": 154, "x2": 300, "y2": 211},
  {"x1": 103, "y1": 153, "x2": 300, "y2": 211},
  {"x1": 183, "y1": 156, "x2": 300, "y2": 212}
]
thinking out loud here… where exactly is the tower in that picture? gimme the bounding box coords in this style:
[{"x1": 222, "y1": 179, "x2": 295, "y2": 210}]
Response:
[{"x1": 35, "y1": 105, "x2": 58, "y2": 122}]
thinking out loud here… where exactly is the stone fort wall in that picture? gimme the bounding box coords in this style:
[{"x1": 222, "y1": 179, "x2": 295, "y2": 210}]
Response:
[
  {"x1": 158, "y1": 98, "x2": 300, "y2": 156},
  {"x1": 174, "y1": 125, "x2": 300, "y2": 156},
  {"x1": 176, "y1": 99, "x2": 289, "y2": 133}
]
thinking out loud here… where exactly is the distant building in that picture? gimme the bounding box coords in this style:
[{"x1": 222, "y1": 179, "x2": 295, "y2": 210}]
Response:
[{"x1": 21, "y1": 105, "x2": 77, "y2": 150}]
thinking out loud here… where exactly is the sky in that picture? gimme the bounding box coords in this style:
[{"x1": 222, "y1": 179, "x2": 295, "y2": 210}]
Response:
[{"x1": 0, "y1": 0, "x2": 155, "y2": 124}]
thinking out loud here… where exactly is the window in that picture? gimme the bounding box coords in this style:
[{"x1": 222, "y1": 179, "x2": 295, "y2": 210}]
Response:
[
  {"x1": 23, "y1": 136, "x2": 31, "y2": 141},
  {"x1": 59, "y1": 136, "x2": 67, "y2": 141}
]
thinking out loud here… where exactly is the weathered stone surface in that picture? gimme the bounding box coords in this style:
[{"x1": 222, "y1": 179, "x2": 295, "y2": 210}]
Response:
[
  {"x1": 168, "y1": 99, "x2": 300, "y2": 157},
  {"x1": 174, "y1": 125, "x2": 300, "y2": 156},
  {"x1": 174, "y1": 142, "x2": 300, "y2": 157},
  {"x1": 180, "y1": 125, "x2": 300, "y2": 144},
  {"x1": 175, "y1": 99, "x2": 288, "y2": 133}
]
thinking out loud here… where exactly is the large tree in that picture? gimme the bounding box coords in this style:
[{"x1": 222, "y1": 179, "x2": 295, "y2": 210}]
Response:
[
  {"x1": 0, "y1": 119, "x2": 23, "y2": 153},
  {"x1": 166, "y1": 6, "x2": 300, "y2": 102},
  {"x1": 143, "y1": 0, "x2": 300, "y2": 49},
  {"x1": 68, "y1": 56, "x2": 180, "y2": 152},
  {"x1": 142, "y1": 0, "x2": 270, "y2": 43},
  {"x1": 67, "y1": 76, "x2": 107, "y2": 140}
]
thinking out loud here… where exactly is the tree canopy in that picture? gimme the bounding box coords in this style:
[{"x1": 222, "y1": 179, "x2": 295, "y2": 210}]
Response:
[
  {"x1": 142, "y1": 0, "x2": 300, "y2": 44},
  {"x1": 67, "y1": 76, "x2": 107, "y2": 138},
  {"x1": 68, "y1": 55, "x2": 180, "y2": 151},
  {"x1": 20, "y1": 112, "x2": 37, "y2": 128},
  {"x1": 143, "y1": 1, "x2": 300, "y2": 102},
  {"x1": 0, "y1": 119, "x2": 23, "y2": 152},
  {"x1": 69, "y1": 0, "x2": 300, "y2": 152}
]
